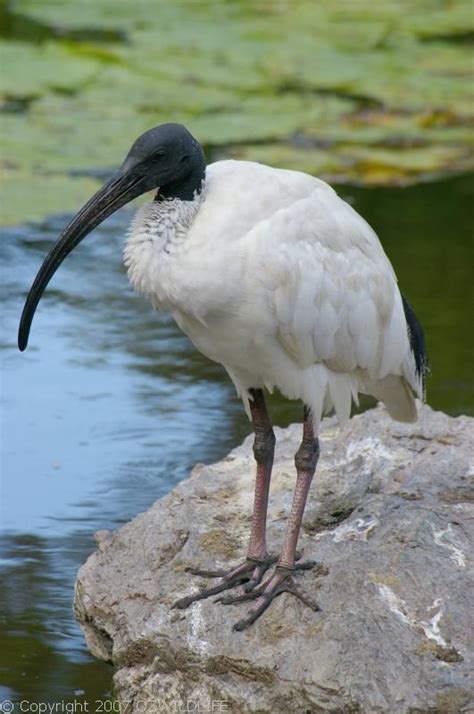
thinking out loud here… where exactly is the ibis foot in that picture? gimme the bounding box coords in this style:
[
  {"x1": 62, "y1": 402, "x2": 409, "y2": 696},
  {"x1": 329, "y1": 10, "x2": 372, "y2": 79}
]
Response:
[
  {"x1": 224, "y1": 563, "x2": 322, "y2": 632},
  {"x1": 172, "y1": 554, "x2": 278, "y2": 610}
]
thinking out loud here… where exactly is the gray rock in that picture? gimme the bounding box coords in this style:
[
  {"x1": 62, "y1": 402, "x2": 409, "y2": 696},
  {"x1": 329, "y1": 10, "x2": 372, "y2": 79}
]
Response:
[{"x1": 75, "y1": 404, "x2": 474, "y2": 713}]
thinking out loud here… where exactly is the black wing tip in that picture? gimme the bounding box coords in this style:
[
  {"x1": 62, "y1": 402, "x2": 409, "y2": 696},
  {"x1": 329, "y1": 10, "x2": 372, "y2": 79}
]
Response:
[{"x1": 401, "y1": 294, "x2": 429, "y2": 384}]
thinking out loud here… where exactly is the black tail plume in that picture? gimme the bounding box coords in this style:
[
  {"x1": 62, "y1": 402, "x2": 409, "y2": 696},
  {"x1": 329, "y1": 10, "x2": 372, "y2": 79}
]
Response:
[{"x1": 401, "y1": 294, "x2": 429, "y2": 398}]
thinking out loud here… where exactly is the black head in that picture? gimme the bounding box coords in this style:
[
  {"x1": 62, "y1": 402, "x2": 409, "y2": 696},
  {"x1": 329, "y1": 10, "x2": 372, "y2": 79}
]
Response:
[
  {"x1": 122, "y1": 123, "x2": 206, "y2": 201},
  {"x1": 18, "y1": 123, "x2": 206, "y2": 351}
]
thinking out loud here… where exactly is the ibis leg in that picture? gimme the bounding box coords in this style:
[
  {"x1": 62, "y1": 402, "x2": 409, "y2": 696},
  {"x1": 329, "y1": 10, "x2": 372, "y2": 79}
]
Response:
[
  {"x1": 278, "y1": 407, "x2": 319, "y2": 569},
  {"x1": 246, "y1": 388, "x2": 275, "y2": 561},
  {"x1": 172, "y1": 389, "x2": 276, "y2": 609},
  {"x1": 228, "y1": 407, "x2": 322, "y2": 631}
]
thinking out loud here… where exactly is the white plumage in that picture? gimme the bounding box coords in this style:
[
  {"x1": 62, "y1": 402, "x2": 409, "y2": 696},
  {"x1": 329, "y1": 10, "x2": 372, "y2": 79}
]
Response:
[
  {"x1": 124, "y1": 159, "x2": 422, "y2": 430},
  {"x1": 19, "y1": 123, "x2": 428, "y2": 630}
]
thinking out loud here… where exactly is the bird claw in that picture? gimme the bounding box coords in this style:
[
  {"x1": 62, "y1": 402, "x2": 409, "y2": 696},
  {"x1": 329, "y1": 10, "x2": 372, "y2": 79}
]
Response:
[
  {"x1": 172, "y1": 553, "x2": 325, "y2": 630},
  {"x1": 184, "y1": 565, "x2": 230, "y2": 577},
  {"x1": 232, "y1": 567, "x2": 321, "y2": 632},
  {"x1": 294, "y1": 558, "x2": 318, "y2": 571},
  {"x1": 243, "y1": 577, "x2": 261, "y2": 593},
  {"x1": 217, "y1": 559, "x2": 321, "y2": 605},
  {"x1": 172, "y1": 554, "x2": 277, "y2": 610},
  {"x1": 216, "y1": 585, "x2": 265, "y2": 605}
]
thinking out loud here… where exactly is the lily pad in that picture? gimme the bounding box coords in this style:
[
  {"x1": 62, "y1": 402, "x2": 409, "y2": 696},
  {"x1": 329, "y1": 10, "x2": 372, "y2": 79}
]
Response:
[
  {"x1": 1, "y1": 0, "x2": 473, "y2": 223},
  {"x1": 0, "y1": 169, "x2": 101, "y2": 224},
  {"x1": 0, "y1": 40, "x2": 100, "y2": 97}
]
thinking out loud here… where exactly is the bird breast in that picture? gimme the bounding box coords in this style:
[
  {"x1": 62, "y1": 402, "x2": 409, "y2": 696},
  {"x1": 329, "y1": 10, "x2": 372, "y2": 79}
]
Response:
[{"x1": 123, "y1": 194, "x2": 204, "y2": 310}]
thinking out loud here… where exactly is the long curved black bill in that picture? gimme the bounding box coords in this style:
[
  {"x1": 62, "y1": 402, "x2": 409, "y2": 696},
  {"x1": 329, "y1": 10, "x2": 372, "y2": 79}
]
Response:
[{"x1": 18, "y1": 169, "x2": 147, "y2": 351}]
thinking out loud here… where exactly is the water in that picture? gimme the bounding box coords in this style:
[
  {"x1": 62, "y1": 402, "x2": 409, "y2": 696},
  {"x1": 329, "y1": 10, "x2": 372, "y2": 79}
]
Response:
[{"x1": 1, "y1": 173, "x2": 472, "y2": 701}]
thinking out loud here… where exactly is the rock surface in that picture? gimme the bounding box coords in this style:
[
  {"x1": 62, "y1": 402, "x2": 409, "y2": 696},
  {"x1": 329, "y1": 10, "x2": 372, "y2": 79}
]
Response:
[{"x1": 75, "y1": 404, "x2": 473, "y2": 713}]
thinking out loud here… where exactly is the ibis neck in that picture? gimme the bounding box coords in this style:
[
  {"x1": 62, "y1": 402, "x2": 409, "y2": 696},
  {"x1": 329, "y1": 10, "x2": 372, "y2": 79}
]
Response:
[{"x1": 156, "y1": 164, "x2": 206, "y2": 202}]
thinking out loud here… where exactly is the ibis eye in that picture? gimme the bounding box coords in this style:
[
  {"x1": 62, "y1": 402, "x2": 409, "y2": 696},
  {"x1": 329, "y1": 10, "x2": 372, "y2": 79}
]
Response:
[{"x1": 154, "y1": 149, "x2": 166, "y2": 159}]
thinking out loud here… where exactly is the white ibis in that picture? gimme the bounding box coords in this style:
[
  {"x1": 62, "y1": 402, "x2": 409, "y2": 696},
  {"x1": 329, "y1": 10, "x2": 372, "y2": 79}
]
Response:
[{"x1": 19, "y1": 123, "x2": 428, "y2": 631}]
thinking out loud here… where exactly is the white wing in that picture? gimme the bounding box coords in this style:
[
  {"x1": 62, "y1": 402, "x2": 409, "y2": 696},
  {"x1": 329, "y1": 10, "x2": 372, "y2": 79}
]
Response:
[
  {"x1": 251, "y1": 184, "x2": 419, "y2": 423},
  {"x1": 256, "y1": 189, "x2": 405, "y2": 373},
  {"x1": 200, "y1": 162, "x2": 419, "y2": 425},
  {"x1": 179, "y1": 161, "x2": 420, "y2": 427}
]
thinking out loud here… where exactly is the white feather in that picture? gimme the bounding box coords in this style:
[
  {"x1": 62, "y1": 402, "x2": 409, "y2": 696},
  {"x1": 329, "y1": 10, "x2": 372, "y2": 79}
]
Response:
[{"x1": 124, "y1": 160, "x2": 421, "y2": 432}]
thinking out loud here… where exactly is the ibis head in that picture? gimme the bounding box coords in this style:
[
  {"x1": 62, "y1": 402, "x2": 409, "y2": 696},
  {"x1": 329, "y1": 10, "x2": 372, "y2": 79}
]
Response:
[{"x1": 18, "y1": 123, "x2": 206, "y2": 351}]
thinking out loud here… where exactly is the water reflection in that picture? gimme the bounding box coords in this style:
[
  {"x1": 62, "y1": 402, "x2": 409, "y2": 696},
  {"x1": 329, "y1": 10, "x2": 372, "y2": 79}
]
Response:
[{"x1": 0, "y1": 173, "x2": 472, "y2": 700}]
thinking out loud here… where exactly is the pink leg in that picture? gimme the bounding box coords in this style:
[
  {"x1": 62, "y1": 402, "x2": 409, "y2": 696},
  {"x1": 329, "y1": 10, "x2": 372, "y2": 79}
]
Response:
[
  {"x1": 227, "y1": 408, "x2": 322, "y2": 631},
  {"x1": 172, "y1": 389, "x2": 277, "y2": 609},
  {"x1": 246, "y1": 388, "x2": 274, "y2": 560},
  {"x1": 278, "y1": 408, "x2": 318, "y2": 568}
]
